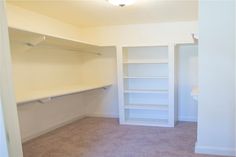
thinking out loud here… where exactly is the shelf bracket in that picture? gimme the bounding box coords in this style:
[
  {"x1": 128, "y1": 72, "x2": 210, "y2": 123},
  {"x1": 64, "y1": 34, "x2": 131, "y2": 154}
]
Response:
[
  {"x1": 25, "y1": 35, "x2": 46, "y2": 47},
  {"x1": 38, "y1": 97, "x2": 52, "y2": 104}
]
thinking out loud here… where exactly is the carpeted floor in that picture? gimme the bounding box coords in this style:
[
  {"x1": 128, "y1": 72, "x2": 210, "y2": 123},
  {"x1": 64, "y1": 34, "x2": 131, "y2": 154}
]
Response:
[{"x1": 23, "y1": 117, "x2": 227, "y2": 157}]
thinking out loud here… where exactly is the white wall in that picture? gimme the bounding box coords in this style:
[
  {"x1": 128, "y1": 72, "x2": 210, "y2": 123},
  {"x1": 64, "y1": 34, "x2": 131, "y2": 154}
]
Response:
[
  {"x1": 84, "y1": 47, "x2": 118, "y2": 118},
  {"x1": 85, "y1": 87, "x2": 119, "y2": 118},
  {"x1": 177, "y1": 44, "x2": 198, "y2": 122},
  {"x1": 11, "y1": 43, "x2": 84, "y2": 100},
  {"x1": 6, "y1": 4, "x2": 88, "y2": 45},
  {"x1": 81, "y1": 21, "x2": 198, "y2": 46},
  {"x1": 18, "y1": 94, "x2": 86, "y2": 142},
  {"x1": 196, "y1": 0, "x2": 235, "y2": 156}
]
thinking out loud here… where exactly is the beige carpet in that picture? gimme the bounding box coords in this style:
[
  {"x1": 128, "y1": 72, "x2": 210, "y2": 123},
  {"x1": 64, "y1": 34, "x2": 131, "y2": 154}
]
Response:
[{"x1": 23, "y1": 117, "x2": 227, "y2": 157}]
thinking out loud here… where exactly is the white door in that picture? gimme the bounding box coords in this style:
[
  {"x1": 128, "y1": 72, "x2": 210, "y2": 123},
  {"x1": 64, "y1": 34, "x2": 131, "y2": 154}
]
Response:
[{"x1": 0, "y1": 1, "x2": 23, "y2": 157}]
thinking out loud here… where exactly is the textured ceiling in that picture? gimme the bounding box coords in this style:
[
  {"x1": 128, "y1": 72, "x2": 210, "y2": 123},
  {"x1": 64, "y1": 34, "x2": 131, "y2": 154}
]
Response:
[{"x1": 7, "y1": 0, "x2": 198, "y2": 27}]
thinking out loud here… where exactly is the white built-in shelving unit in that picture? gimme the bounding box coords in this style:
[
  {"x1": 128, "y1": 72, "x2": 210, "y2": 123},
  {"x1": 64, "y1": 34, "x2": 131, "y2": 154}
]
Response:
[{"x1": 117, "y1": 45, "x2": 177, "y2": 127}]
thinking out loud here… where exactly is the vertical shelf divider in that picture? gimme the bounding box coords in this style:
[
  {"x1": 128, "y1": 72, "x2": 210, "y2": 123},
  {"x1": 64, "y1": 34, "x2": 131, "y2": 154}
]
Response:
[
  {"x1": 168, "y1": 44, "x2": 177, "y2": 127},
  {"x1": 117, "y1": 46, "x2": 125, "y2": 124}
]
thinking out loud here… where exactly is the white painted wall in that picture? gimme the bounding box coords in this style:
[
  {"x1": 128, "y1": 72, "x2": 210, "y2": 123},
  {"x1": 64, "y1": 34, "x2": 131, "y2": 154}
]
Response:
[
  {"x1": 6, "y1": 4, "x2": 89, "y2": 45},
  {"x1": 18, "y1": 93, "x2": 86, "y2": 142},
  {"x1": 196, "y1": 0, "x2": 235, "y2": 156},
  {"x1": 177, "y1": 44, "x2": 198, "y2": 122},
  {"x1": 84, "y1": 47, "x2": 118, "y2": 118},
  {"x1": 81, "y1": 21, "x2": 198, "y2": 46}
]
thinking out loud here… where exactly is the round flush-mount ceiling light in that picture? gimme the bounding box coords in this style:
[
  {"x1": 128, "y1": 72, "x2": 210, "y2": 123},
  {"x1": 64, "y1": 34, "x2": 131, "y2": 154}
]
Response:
[{"x1": 108, "y1": 0, "x2": 135, "y2": 7}]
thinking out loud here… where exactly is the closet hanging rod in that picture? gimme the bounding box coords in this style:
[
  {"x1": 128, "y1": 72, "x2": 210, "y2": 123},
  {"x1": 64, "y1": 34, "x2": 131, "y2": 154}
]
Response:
[
  {"x1": 11, "y1": 38, "x2": 101, "y2": 56},
  {"x1": 31, "y1": 44, "x2": 102, "y2": 56}
]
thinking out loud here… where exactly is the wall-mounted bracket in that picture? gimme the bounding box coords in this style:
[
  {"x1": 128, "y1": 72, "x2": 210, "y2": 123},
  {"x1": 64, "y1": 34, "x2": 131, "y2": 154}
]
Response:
[{"x1": 38, "y1": 97, "x2": 52, "y2": 104}]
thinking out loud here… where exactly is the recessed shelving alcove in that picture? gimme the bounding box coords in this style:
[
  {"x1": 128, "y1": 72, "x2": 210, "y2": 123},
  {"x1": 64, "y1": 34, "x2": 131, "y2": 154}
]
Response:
[{"x1": 118, "y1": 45, "x2": 177, "y2": 127}]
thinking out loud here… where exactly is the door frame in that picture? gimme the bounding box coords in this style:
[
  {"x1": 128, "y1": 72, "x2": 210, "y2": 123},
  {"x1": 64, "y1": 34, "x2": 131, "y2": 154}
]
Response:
[
  {"x1": 0, "y1": 1, "x2": 23, "y2": 157},
  {"x1": 0, "y1": 95, "x2": 9, "y2": 157}
]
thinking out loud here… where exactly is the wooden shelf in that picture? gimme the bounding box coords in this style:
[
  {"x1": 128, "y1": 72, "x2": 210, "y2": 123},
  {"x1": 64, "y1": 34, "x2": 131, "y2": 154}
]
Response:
[
  {"x1": 124, "y1": 76, "x2": 168, "y2": 79},
  {"x1": 123, "y1": 118, "x2": 169, "y2": 127},
  {"x1": 124, "y1": 104, "x2": 168, "y2": 111},
  {"x1": 16, "y1": 84, "x2": 112, "y2": 104},
  {"x1": 123, "y1": 59, "x2": 168, "y2": 64},
  {"x1": 124, "y1": 89, "x2": 168, "y2": 94}
]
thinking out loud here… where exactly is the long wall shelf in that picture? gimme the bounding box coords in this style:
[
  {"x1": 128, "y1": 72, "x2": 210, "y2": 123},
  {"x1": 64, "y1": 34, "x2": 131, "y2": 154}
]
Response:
[
  {"x1": 124, "y1": 104, "x2": 168, "y2": 111},
  {"x1": 123, "y1": 59, "x2": 168, "y2": 64},
  {"x1": 124, "y1": 89, "x2": 168, "y2": 94},
  {"x1": 9, "y1": 28, "x2": 102, "y2": 56},
  {"x1": 124, "y1": 76, "x2": 168, "y2": 79},
  {"x1": 17, "y1": 84, "x2": 112, "y2": 104}
]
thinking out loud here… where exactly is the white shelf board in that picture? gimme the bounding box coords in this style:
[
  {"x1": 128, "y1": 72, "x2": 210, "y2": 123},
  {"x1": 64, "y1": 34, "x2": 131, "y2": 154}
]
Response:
[
  {"x1": 123, "y1": 118, "x2": 169, "y2": 127},
  {"x1": 123, "y1": 59, "x2": 168, "y2": 64},
  {"x1": 124, "y1": 104, "x2": 168, "y2": 111},
  {"x1": 16, "y1": 84, "x2": 112, "y2": 104},
  {"x1": 124, "y1": 89, "x2": 168, "y2": 94},
  {"x1": 9, "y1": 28, "x2": 102, "y2": 55},
  {"x1": 123, "y1": 76, "x2": 168, "y2": 79}
]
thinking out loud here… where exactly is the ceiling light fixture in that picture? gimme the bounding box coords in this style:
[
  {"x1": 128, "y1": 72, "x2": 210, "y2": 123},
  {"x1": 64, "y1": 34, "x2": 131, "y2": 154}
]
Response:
[{"x1": 108, "y1": 0, "x2": 135, "y2": 7}]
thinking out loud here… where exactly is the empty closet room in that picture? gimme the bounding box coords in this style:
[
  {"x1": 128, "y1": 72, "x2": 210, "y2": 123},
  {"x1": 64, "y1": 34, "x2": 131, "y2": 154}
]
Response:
[{"x1": 1, "y1": 1, "x2": 235, "y2": 157}]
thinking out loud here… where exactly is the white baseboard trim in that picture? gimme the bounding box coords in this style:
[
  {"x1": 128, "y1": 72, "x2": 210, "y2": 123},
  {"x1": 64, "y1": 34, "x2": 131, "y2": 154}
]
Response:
[
  {"x1": 86, "y1": 113, "x2": 119, "y2": 118},
  {"x1": 22, "y1": 114, "x2": 86, "y2": 143},
  {"x1": 195, "y1": 142, "x2": 236, "y2": 156},
  {"x1": 178, "y1": 116, "x2": 197, "y2": 122}
]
